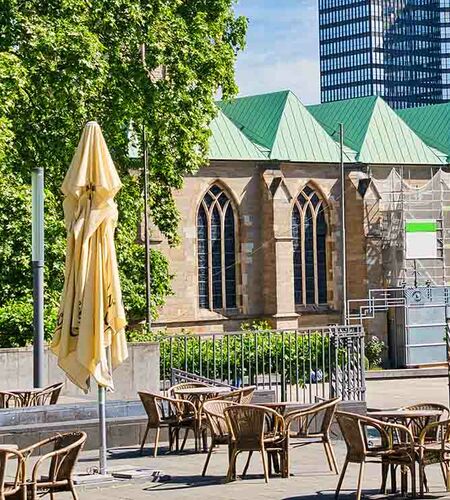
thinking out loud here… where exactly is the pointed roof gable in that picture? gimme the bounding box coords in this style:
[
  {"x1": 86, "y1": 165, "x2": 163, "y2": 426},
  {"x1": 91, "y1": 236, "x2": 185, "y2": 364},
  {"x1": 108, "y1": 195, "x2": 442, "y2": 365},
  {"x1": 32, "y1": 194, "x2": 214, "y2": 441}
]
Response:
[
  {"x1": 208, "y1": 109, "x2": 267, "y2": 160},
  {"x1": 218, "y1": 90, "x2": 350, "y2": 163},
  {"x1": 398, "y1": 102, "x2": 450, "y2": 159},
  {"x1": 218, "y1": 90, "x2": 289, "y2": 151},
  {"x1": 308, "y1": 96, "x2": 447, "y2": 165}
]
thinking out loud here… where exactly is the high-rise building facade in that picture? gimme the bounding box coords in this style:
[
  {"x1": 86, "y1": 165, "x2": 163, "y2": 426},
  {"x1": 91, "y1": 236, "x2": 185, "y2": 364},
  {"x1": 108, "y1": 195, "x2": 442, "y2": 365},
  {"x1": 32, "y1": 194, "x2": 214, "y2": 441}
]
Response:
[{"x1": 319, "y1": 0, "x2": 450, "y2": 109}]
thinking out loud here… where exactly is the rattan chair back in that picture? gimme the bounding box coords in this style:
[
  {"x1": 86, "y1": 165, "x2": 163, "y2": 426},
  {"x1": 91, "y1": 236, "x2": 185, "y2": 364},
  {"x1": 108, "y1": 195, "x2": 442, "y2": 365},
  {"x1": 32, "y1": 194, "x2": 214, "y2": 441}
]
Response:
[
  {"x1": 224, "y1": 404, "x2": 284, "y2": 449},
  {"x1": 138, "y1": 391, "x2": 178, "y2": 426},
  {"x1": 216, "y1": 386, "x2": 255, "y2": 404},
  {"x1": 30, "y1": 383, "x2": 63, "y2": 407},
  {"x1": 46, "y1": 432, "x2": 86, "y2": 483},
  {"x1": 285, "y1": 396, "x2": 340, "y2": 437},
  {"x1": 401, "y1": 402, "x2": 449, "y2": 441},
  {"x1": 203, "y1": 400, "x2": 235, "y2": 439},
  {"x1": 336, "y1": 411, "x2": 390, "y2": 462},
  {"x1": 0, "y1": 391, "x2": 25, "y2": 409}
]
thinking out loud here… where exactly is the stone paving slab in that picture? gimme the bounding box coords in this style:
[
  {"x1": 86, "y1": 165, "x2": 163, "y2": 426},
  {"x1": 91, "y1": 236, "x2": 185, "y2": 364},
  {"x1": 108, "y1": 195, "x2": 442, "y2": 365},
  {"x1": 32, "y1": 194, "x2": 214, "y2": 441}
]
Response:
[{"x1": 59, "y1": 440, "x2": 450, "y2": 500}]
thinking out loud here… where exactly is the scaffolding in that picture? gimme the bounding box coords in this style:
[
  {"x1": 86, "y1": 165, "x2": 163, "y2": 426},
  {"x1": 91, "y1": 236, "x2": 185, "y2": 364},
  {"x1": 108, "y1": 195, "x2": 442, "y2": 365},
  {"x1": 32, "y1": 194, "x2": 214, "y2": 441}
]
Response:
[
  {"x1": 346, "y1": 167, "x2": 450, "y2": 367},
  {"x1": 372, "y1": 167, "x2": 450, "y2": 287}
]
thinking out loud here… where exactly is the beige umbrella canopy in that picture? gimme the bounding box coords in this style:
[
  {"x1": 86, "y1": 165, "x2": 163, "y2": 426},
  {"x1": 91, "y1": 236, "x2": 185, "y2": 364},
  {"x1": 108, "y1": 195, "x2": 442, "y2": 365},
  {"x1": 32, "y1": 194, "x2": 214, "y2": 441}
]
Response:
[{"x1": 51, "y1": 121, "x2": 128, "y2": 392}]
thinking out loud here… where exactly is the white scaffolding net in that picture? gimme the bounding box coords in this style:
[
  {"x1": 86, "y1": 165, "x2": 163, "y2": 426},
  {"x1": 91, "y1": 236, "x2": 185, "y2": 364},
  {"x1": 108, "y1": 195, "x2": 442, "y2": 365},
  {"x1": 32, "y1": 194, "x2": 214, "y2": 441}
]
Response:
[{"x1": 371, "y1": 168, "x2": 450, "y2": 287}]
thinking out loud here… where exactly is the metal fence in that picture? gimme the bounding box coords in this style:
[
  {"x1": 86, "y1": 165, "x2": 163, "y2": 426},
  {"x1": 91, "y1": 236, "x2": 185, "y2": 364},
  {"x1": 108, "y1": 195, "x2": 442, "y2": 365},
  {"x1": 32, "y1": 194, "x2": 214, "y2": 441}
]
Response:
[{"x1": 159, "y1": 325, "x2": 366, "y2": 403}]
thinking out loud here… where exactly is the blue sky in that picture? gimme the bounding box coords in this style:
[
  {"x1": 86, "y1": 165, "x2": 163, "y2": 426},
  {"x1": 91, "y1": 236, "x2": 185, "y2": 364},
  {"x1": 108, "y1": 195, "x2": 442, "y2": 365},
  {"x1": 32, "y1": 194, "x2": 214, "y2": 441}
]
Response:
[{"x1": 234, "y1": 0, "x2": 320, "y2": 104}]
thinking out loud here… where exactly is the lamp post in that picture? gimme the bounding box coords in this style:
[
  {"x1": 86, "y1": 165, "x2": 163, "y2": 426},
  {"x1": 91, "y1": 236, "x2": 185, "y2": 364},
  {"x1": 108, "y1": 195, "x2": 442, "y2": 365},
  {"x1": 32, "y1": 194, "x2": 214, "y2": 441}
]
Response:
[
  {"x1": 142, "y1": 127, "x2": 152, "y2": 329},
  {"x1": 32, "y1": 167, "x2": 45, "y2": 388},
  {"x1": 339, "y1": 123, "x2": 347, "y2": 325}
]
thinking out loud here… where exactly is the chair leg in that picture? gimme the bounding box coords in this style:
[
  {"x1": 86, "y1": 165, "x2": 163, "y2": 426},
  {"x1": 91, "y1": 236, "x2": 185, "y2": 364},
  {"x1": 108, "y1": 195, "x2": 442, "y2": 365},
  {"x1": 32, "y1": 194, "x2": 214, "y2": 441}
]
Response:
[
  {"x1": 390, "y1": 464, "x2": 397, "y2": 493},
  {"x1": 419, "y1": 464, "x2": 425, "y2": 497},
  {"x1": 180, "y1": 428, "x2": 189, "y2": 451},
  {"x1": 356, "y1": 462, "x2": 365, "y2": 500},
  {"x1": 324, "y1": 438, "x2": 339, "y2": 474},
  {"x1": 202, "y1": 441, "x2": 215, "y2": 477},
  {"x1": 242, "y1": 451, "x2": 253, "y2": 477},
  {"x1": 69, "y1": 480, "x2": 79, "y2": 500},
  {"x1": 446, "y1": 462, "x2": 450, "y2": 491},
  {"x1": 335, "y1": 458, "x2": 349, "y2": 500},
  {"x1": 380, "y1": 462, "x2": 389, "y2": 494},
  {"x1": 261, "y1": 449, "x2": 269, "y2": 484},
  {"x1": 226, "y1": 448, "x2": 239, "y2": 483},
  {"x1": 175, "y1": 428, "x2": 180, "y2": 451},
  {"x1": 410, "y1": 463, "x2": 416, "y2": 499},
  {"x1": 140, "y1": 424, "x2": 151, "y2": 455},
  {"x1": 154, "y1": 427, "x2": 161, "y2": 457},
  {"x1": 202, "y1": 428, "x2": 208, "y2": 452}
]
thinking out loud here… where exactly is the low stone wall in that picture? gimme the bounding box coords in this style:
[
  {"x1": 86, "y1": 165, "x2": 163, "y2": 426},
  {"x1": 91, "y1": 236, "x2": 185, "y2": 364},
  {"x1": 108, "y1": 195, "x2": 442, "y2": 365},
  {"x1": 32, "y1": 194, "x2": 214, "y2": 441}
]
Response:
[{"x1": 0, "y1": 342, "x2": 159, "y2": 401}]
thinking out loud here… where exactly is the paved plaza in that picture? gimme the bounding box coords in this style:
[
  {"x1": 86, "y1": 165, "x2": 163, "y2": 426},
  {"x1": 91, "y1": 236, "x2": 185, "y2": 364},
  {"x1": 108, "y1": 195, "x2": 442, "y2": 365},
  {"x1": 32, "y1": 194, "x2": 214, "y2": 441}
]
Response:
[
  {"x1": 366, "y1": 376, "x2": 449, "y2": 409},
  {"x1": 67, "y1": 437, "x2": 448, "y2": 500}
]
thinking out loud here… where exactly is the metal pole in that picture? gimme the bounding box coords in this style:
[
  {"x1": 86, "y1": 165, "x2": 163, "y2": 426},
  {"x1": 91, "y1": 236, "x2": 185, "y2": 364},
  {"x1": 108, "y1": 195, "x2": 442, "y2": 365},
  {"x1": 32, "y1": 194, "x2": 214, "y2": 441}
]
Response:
[
  {"x1": 32, "y1": 167, "x2": 44, "y2": 388},
  {"x1": 339, "y1": 123, "x2": 347, "y2": 325},
  {"x1": 446, "y1": 306, "x2": 450, "y2": 408},
  {"x1": 98, "y1": 385, "x2": 107, "y2": 475},
  {"x1": 143, "y1": 127, "x2": 152, "y2": 328}
]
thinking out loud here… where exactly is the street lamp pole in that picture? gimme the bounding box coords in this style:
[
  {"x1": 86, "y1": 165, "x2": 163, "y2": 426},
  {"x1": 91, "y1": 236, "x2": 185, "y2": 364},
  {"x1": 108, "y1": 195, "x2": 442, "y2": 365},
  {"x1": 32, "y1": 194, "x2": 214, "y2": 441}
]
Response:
[
  {"x1": 141, "y1": 42, "x2": 152, "y2": 329},
  {"x1": 339, "y1": 123, "x2": 347, "y2": 325},
  {"x1": 32, "y1": 167, "x2": 45, "y2": 387}
]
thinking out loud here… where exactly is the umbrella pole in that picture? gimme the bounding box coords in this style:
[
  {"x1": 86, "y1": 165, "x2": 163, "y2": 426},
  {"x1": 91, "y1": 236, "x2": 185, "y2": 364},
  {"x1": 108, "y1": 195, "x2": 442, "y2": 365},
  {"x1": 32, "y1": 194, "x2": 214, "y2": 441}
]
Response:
[{"x1": 98, "y1": 385, "x2": 107, "y2": 475}]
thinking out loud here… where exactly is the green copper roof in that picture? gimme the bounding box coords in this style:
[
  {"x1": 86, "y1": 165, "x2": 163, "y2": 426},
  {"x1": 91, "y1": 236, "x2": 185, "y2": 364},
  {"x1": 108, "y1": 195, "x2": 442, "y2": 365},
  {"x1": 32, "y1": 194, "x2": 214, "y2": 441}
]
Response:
[
  {"x1": 308, "y1": 97, "x2": 447, "y2": 165},
  {"x1": 208, "y1": 110, "x2": 267, "y2": 160},
  {"x1": 218, "y1": 90, "x2": 348, "y2": 163},
  {"x1": 398, "y1": 103, "x2": 450, "y2": 159}
]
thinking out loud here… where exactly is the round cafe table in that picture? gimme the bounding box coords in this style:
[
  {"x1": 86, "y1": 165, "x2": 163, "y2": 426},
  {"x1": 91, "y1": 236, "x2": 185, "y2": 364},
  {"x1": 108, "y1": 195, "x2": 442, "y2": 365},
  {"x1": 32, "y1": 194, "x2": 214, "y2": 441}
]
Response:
[{"x1": 369, "y1": 409, "x2": 442, "y2": 494}]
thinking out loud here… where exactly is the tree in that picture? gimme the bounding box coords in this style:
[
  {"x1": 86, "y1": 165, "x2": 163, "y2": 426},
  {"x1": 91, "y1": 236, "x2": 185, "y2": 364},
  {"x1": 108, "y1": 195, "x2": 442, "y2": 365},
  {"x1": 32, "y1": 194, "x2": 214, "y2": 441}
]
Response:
[{"x1": 0, "y1": 0, "x2": 247, "y2": 346}]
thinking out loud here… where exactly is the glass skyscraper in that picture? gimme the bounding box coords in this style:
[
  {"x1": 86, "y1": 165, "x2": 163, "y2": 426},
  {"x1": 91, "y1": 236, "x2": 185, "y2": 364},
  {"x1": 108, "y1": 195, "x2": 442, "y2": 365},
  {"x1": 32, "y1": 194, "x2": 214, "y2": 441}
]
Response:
[{"x1": 319, "y1": 0, "x2": 450, "y2": 108}]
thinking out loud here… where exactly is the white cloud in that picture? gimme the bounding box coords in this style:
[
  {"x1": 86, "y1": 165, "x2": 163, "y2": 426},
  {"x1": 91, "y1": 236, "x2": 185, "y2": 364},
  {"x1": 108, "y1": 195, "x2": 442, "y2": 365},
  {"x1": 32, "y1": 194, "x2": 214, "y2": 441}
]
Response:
[{"x1": 234, "y1": 0, "x2": 320, "y2": 104}]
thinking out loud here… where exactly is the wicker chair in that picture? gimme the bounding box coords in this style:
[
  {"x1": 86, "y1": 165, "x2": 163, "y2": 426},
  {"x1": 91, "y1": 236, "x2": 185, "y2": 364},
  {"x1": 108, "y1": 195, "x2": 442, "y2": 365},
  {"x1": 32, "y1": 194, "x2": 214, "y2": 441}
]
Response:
[
  {"x1": 400, "y1": 403, "x2": 449, "y2": 442},
  {"x1": 0, "y1": 391, "x2": 25, "y2": 409},
  {"x1": 224, "y1": 404, "x2": 287, "y2": 483},
  {"x1": 214, "y1": 386, "x2": 255, "y2": 404},
  {"x1": 284, "y1": 396, "x2": 341, "y2": 475},
  {"x1": 18, "y1": 432, "x2": 86, "y2": 500},
  {"x1": 417, "y1": 417, "x2": 450, "y2": 496},
  {"x1": 30, "y1": 383, "x2": 64, "y2": 407},
  {"x1": 201, "y1": 400, "x2": 235, "y2": 476},
  {"x1": 0, "y1": 447, "x2": 26, "y2": 499},
  {"x1": 335, "y1": 411, "x2": 416, "y2": 500},
  {"x1": 138, "y1": 391, "x2": 197, "y2": 456}
]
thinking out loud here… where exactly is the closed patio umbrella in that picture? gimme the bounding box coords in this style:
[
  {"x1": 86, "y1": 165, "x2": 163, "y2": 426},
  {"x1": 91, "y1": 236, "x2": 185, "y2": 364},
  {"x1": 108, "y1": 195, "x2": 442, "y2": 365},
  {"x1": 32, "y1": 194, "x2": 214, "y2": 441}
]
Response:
[{"x1": 51, "y1": 121, "x2": 128, "y2": 474}]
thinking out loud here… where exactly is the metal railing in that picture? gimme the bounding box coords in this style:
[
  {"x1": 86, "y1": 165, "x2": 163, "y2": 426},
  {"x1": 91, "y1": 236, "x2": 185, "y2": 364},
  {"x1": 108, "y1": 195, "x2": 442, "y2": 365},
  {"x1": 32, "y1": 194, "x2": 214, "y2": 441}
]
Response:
[{"x1": 159, "y1": 325, "x2": 366, "y2": 403}]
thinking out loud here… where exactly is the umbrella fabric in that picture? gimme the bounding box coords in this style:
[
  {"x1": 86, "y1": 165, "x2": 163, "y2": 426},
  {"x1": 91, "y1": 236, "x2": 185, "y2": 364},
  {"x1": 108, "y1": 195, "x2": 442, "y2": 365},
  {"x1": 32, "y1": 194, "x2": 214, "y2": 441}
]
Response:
[{"x1": 52, "y1": 121, "x2": 128, "y2": 392}]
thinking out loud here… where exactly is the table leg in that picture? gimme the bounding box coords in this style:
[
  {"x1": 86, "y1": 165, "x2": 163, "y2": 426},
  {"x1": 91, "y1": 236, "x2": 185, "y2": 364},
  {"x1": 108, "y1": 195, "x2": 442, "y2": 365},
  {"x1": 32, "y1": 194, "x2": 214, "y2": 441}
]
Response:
[{"x1": 390, "y1": 464, "x2": 397, "y2": 493}]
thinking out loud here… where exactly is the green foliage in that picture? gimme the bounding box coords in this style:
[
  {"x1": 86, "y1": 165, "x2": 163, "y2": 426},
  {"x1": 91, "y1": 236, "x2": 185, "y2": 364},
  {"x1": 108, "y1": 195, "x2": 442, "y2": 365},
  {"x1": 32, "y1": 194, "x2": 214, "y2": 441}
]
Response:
[
  {"x1": 365, "y1": 335, "x2": 385, "y2": 369},
  {"x1": 0, "y1": 0, "x2": 246, "y2": 347}
]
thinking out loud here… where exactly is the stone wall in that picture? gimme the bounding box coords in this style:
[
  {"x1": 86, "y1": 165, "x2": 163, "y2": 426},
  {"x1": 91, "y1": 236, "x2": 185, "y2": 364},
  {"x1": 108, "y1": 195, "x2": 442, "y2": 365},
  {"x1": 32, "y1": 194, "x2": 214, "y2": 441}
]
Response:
[
  {"x1": 153, "y1": 160, "x2": 352, "y2": 333},
  {"x1": 0, "y1": 342, "x2": 159, "y2": 401}
]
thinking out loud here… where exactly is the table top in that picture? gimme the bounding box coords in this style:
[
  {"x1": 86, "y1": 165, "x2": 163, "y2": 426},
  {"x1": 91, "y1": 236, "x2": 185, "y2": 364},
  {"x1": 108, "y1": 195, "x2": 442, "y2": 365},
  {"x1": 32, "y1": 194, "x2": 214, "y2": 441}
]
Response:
[
  {"x1": 174, "y1": 386, "x2": 231, "y2": 396},
  {"x1": 257, "y1": 402, "x2": 308, "y2": 409},
  {"x1": 369, "y1": 409, "x2": 442, "y2": 419},
  {"x1": 0, "y1": 444, "x2": 18, "y2": 451},
  {"x1": 6, "y1": 388, "x2": 42, "y2": 394}
]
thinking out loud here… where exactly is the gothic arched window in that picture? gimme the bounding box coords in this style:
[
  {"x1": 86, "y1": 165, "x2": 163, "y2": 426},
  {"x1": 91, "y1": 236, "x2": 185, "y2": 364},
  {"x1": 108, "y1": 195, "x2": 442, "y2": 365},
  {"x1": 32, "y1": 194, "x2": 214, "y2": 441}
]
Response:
[
  {"x1": 197, "y1": 184, "x2": 237, "y2": 310},
  {"x1": 292, "y1": 185, "x2": 328, "y2": 306}
]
